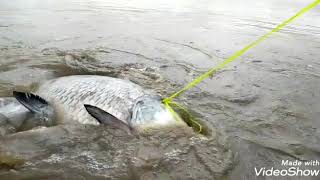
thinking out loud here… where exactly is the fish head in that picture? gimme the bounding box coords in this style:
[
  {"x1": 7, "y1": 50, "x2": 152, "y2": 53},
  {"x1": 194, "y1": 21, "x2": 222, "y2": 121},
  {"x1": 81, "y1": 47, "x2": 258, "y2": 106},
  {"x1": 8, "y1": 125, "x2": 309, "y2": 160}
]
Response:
[{"x1": 131, "y1": 95, "x2": 185, "y2": 129}]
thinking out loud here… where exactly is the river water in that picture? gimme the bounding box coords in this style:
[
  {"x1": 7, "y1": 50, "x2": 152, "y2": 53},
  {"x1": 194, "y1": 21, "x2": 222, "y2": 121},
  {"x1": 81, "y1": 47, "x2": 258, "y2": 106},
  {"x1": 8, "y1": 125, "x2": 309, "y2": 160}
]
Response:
[{"x1": 0, "y1": 0, "x2": 319, "y2": 179}]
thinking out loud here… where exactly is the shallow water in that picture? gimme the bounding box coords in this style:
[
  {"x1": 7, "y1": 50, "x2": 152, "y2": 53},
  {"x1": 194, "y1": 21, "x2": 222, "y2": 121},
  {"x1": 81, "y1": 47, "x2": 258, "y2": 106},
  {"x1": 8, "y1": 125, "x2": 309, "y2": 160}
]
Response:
[{"x1": 0, "y1": 0, "x2": 320, "y2": 179}]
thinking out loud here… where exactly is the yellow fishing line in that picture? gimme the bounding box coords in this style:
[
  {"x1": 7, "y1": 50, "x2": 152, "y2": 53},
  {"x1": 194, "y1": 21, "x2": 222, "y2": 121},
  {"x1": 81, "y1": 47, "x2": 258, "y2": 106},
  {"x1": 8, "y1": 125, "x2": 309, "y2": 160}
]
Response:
[
  {"x1": 164, "y1": 101, "x2": 181, "y2": 122},
  {"x1": 163, "y1": 0, "x2": 320, "y2": 133},
  {"x1": 164, "y1": 100, "x2": 203, "y2": 133}
]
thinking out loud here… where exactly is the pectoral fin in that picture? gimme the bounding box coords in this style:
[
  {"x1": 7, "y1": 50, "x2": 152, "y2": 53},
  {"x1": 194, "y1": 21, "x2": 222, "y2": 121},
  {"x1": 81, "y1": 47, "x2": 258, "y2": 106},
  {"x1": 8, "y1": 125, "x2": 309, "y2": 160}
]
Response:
[{"x1": 84, "y1": 104, "x2": 133, "y2": 135}]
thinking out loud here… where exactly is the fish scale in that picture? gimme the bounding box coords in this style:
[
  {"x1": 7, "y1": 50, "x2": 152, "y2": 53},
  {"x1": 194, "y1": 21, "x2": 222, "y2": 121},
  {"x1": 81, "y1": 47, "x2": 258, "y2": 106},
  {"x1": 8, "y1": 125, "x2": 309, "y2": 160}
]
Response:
[{"x1": 36, "y1": 75, "x2": 149, "y2": 125}]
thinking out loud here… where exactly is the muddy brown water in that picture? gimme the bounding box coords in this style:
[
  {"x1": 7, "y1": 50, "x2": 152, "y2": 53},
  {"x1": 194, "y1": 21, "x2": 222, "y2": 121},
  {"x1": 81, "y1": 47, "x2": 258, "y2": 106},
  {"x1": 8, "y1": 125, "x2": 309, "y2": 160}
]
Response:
[{"x1": 0, "y1": 0, "x2": 320, "y2": 179}]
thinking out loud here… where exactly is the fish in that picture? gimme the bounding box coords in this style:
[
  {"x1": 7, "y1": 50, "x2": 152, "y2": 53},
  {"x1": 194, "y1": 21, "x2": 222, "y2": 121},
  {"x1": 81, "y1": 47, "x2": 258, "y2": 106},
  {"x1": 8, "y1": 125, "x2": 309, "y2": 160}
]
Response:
[{"x1": 13, "y1": 75, "x2": 186, "y2": 133}]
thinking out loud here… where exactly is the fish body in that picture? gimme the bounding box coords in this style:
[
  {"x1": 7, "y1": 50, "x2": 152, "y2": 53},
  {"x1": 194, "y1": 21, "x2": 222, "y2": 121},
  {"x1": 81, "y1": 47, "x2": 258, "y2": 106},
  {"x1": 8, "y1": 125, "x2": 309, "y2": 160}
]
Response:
[{"x1": 14, "y1": 75, "x2": 186, "y2": 132}]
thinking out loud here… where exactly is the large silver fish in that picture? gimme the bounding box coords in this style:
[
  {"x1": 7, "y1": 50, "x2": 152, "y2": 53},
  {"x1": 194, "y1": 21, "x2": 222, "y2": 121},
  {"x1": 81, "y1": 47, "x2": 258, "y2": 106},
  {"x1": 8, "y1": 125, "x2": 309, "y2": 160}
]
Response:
[{"x1": 13, "y1": 75, "x2": 186, "y2": 133}]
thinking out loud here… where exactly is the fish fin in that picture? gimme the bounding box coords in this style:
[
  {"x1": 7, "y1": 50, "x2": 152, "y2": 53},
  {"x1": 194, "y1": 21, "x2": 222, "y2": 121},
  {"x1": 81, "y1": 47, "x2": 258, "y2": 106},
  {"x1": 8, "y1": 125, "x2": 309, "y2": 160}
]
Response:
[
  {"x1": 13, "y1": 91, "x2": 49, "y2": 114},
  {"x1": 84, "y1": 104, "x2": 132, "y2": 134}
]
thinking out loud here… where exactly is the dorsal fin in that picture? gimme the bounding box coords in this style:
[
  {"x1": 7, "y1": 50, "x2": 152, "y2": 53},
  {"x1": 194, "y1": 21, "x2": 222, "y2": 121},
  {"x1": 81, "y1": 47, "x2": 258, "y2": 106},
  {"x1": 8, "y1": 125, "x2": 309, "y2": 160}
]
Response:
[
  {"x1": 84, "y1": 104, "x2": 133, "y2": 135},
  {"x1": 13, "y1": 91, "x2": 49, "y2": 114}
]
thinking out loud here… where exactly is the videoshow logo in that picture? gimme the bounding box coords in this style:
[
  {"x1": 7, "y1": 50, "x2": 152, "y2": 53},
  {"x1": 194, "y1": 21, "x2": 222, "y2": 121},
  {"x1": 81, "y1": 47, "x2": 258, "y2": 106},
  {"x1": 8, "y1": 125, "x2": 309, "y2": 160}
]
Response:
[{"x1": 255, "y1": 160, "x2": 320, "y2": 177}]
